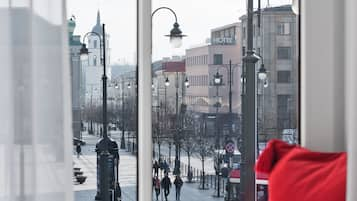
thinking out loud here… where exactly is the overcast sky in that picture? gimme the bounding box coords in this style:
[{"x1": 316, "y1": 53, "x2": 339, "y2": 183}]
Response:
[{"x1": 67, "y1": 0, "x2": 291, "y2": 64}]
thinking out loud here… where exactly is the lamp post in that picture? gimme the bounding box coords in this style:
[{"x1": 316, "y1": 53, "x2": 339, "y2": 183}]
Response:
[
  {"x1": 165, "y1": 73, "x2": 189, "y2": 176},
  {"x1": 120, "y1": 78, "x2": 127, "y2": 149},
  {"x1": 213, "y1": 71, "x2": 223, "y2": 197},
  {"x1": 240, "y1": 0, "x2": 267, "y2": 199},
  {"x1": 164, "y1": 77, "x2": 171, "y2": 165},
  {"x1": 80, "y1": 24, "x2": 119, "y2": 201}
]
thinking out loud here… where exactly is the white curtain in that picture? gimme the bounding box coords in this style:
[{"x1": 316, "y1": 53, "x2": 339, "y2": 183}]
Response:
[
  {"x1": 0, "y1": 0, "x2": 73, "y2": 201},
  {"x1": 345, "y1": 0, "x2": 357, "y2": 200}
]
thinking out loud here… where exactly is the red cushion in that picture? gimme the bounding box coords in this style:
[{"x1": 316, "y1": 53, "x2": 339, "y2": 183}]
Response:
[{"x1": 255, "y1": 140, "x2": 346, "y2": 201}]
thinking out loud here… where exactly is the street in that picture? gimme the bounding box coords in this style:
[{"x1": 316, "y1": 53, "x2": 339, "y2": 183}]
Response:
[{"x1": 74, "y1": 131, "x2": 224, "y2": 201}]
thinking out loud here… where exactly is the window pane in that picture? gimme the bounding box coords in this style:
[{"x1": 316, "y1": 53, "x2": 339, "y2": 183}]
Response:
[
  {"x1": 277, "y1": 71, "x2": 291, "y2": 83},
  {"x1": 152, "y1": 1, "x2": 299, "y2": 201},
  {"x1": 214, "y1": 54, "x2": 223, "y2": 65},
  {"x1": 277, "y1": 47, "x2": 292, "y2": 60},
  {"x1": 67, "y1": 1, "x2": 138, "y2": 201}
]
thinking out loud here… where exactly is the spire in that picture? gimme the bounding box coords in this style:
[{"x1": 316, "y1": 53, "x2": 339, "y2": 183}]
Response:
[
  {"x1": 91, "y1": 10, "x2": 103, "y2": 35},
  {"x1": 96, "y1": 10, "x2": 101, "y2": 25}
]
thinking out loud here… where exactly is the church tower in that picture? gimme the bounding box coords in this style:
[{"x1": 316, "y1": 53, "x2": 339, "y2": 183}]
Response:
[{"x1": 84, "y1": 10, "x2": 111, "y2": 105}]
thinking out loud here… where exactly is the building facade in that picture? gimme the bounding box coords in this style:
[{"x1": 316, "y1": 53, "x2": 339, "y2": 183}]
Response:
[
  {"x1": 68, "y1": 17, "x2": 82, "y2": 139},
  {"x1": 240, "y1": 5, "x2": 298, "y2": 143},
  {"x1": 185, "y1": 22, "x2": 242, "y2": 146}
]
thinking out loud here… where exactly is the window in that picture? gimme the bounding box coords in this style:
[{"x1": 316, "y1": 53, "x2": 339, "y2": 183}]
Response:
[
  {"x1": 93, "y1": 55, "x2": 97, "y2": 66},
  {"x1": 277, "y1": 22, "x2": 291, "y2": 35},
  {"x1": 213, "y1": 54, "x2": 223, "y2": 65},
  {"x1": 277, "y1": 71, "x2": 291, "y2": 83},
  {"x1": 243, "y1": 26, "x2": 246, "y2": 39},
  {"x1": 93, "y1": 39, "x2": 97, "y2": 48},
  {"x1": 242, "y1": 46, "x2": 246, "y2": 56},
  {"x1": 277, "y1": 47, "x2": 291, "y2": 60},
  {"x1": 277, "y1": 95, "x2": 291, "y2": 129}
]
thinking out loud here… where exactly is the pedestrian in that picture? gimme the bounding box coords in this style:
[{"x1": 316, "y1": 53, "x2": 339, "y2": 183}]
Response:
[
  {"x1": 154, "y1": 176, "x2": 161, "y2": 201},
  {"x1": 163, "y1": 160, "x2": 169, "y2": 174},
  {"x1": 153, "y1": 160, "x2": 160, "y2": 177},
  {"x1": 161, "y1": 172, "x2": 172, "y2": 201},
  {"x1": 76, "y1": 143, "x2": 81, "y2": 158},
  {"x1": 174, "y1": 175, "x2": 183, "y2": 201}
]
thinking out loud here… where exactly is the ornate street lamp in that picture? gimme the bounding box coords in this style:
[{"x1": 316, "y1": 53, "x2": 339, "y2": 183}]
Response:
[
  {"x1": 152, "y1": 7, "x2": 187, "y2": 48},
  {"x1": 258, "y1": 64, "x2": 267, "y2": 81},
  {"x1": 165, "y1": 77, "x2": 170, "y2": 87},
  {"x1": 184, "y1": 77, "x2": 189, "y2": 87},
  {"x1": 80, "y1": 24, "x2": 119, "y2": 201}
]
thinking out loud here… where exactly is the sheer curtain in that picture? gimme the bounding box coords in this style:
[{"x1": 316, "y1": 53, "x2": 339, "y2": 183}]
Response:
[
  {"x1": 0, "y1": 0, "x2": 72, "y2": 201},
  {"x1": 345, "y1": 0, "x2": 357, "y2": 200}
]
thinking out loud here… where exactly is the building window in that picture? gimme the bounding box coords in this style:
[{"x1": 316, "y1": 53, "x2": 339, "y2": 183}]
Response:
[
  {"x1": 277, "y1": 71, "x2": 291, "y2": 83},
  {"x1": 213, "y1": 54, "x2": 223, "y2": 65},
  {"x1": 93, "y1": 55, "x2": 97, "y2": 66},
  {"x1": 277, "y1": 47, "x2": 291, "y2": 60},
  {"x1": 277, "y1": 22, "x2": 291, "y2": 35},
  {"x1": 277, "y1": 95, "x2": 291, "y2": 129},
  {"x1": 93, "y1": 40, "x2": 98, "y2": 48},
  {"x1": 243, "y1": 27, "x2": 246, "y2": 39}
]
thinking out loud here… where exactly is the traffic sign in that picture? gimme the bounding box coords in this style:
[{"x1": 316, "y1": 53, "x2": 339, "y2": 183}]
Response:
[{"x1": 225, "y1": 140, "x2": 235, "y2": 154}]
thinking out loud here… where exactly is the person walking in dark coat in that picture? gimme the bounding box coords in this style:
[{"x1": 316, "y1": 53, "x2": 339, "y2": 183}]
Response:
[
  {"x1": 76, "y1": 143, "x2": 81, "y2": 158},
  {"x1": 161, "y1": 173, "x2": 172, "y2": 201},
  {"x1": 154, "y1": 176, "x2": 161, "y2": 201},
  {"x1": 153, "y1": 160, "x2": 160, "y2": 177},
  {"x1": 174, "y1": 175, "x2": 183, "y2": 201}
]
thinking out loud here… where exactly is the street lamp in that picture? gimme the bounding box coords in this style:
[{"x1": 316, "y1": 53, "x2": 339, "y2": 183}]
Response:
[
  {"x1": 80, "y1": 24, "x2": 119, "y2": 201},
  {"x1": 152, "y1": 7, "x2": 187, "y2": 48},
  {"x1": 184, "y1": 77, "x2": 189, "y2": 88},
  {"x1": 212, "y1": 71, "x2": 223, "y2": 197},
  {"x1": 165, "y1": 77, "x2": 170, "y2": 87},
  {"x1": 165, "y1": 73, "x2": 189, "y2": 176}
]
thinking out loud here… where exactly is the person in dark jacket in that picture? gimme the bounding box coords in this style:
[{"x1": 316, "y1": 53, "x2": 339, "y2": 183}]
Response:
[
  {"x1": 76, "y1": 143, "x2": 81, "y2": 158},
  {"x1": 153, "y1": 160, "x2": 160, "y2": 177},
  {"x1": 161, "y1": 173, "x2": 172, "y2": 201},
  {"x1": 174, "y1": 175, "x2": 183, "y2": 201},
  {"x1": 154, "y1": 176, "x2": 161, "y2": 201}
]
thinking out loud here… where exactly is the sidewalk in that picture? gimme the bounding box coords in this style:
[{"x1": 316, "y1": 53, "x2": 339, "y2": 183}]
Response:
[
  {"x1": 73, "y1": 131, "x2": 136, "y2": 201},
  {"x1": 74, "y1": 131, "x2": 224, "y2": 201}
]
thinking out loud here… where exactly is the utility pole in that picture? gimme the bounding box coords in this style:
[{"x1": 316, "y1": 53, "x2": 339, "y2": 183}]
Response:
[{"x1": 240, "y1": 0, "x2": 259, "y2": 200}]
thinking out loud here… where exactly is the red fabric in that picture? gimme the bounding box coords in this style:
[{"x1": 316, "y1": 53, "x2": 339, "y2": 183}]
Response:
[{"x1": 255, "y1": 140, "x2": 346, "y2": 201}]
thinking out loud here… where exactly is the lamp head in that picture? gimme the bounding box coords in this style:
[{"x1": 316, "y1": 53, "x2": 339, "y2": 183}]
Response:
[
  {"x1": 165, "y1": 77, "x2": 170, "y2": 87},
  {"x1": 258, "y1": 64, "x2": 267, "y2": 81},
  {"x1": 80, "y1": 43, "x2": 89, "y2": 61},
  {"x1": 214, "y1": 72, "x2": 222, "y2": 85},
  {"x1": 165, "y1": 22, "x2": 186, "y2": 48}
]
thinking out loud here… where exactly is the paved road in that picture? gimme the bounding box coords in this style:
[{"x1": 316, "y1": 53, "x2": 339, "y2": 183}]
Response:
[{"x1": 74, "y1": 131, "x2": 224, "y2": 201}]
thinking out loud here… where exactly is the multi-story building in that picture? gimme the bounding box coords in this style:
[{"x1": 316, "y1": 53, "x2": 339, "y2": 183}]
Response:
[
  {"x1": 68, "y1": 17, "x2": 82, "y2": 139},
  {"x1": 240, "y1": 5, "x2": 298, "y2": 142},
  {"x1": 83, "y1": 11, "x2": 111, "y2": 105},
  {"x1": 185, "y1": 23, "x2": 242, "y2": 144}
]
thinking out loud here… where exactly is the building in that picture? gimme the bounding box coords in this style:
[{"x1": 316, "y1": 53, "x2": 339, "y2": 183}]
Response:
[
  {"x1": 83, "y1": 11, "x2": 111, "y2": 105},
  {"x1": 68, "y1": 17, "x2": 82, "y2": 139},
  {"x1": 240, "y1": 5, "x2": 298, "y2": 142},
  {"x1": 185, "y1": 22, "x2": 242, "y2": 146}
]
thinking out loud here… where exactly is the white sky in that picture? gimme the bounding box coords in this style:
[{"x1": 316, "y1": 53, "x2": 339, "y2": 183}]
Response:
[{"x1": 67, "y1": 0, "x2": 291, "y2": 64}]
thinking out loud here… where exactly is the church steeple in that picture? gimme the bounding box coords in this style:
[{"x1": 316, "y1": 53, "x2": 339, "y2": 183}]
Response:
[
  {"x1": 96, "y1": 10, "x2": 101, "y2": 26},
  {"x1": 91, "y1": 10, "x2": 103, "y2": 35}
]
